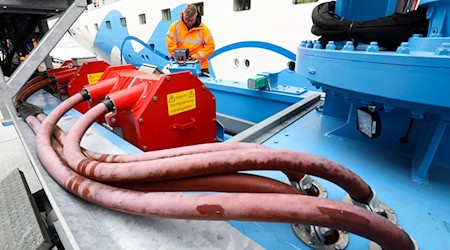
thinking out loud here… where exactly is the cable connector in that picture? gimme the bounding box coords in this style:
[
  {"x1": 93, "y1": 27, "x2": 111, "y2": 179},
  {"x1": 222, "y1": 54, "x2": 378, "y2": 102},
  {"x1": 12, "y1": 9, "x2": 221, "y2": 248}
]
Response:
[{"x1": 15, "y1": 100, "x2": 44, "y2": 119}]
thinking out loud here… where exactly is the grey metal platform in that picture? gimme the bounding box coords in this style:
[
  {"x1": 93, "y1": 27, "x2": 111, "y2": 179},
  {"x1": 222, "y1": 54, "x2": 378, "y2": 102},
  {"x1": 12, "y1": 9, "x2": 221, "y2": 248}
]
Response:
[
  {"x1": 0, "y1": 106, "x2": 42, "y2": 193},
  {"x1": 0, "y1": 169, "x2": 52, "y2": 250}
]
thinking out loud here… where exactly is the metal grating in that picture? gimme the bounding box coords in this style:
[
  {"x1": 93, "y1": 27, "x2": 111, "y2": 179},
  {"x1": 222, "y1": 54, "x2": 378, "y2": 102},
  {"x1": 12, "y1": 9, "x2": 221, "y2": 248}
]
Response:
[{"x1": 0, "y1": 169, "x2": 52, "y2": 250}]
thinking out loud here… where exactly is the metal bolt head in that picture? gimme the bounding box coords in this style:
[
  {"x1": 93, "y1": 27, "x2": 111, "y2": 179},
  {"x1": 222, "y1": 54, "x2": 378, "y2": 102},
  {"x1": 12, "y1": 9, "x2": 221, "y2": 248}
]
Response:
[
  {"x1": 435, "y1": 47, "x2": 450, "y2": 56},
  {"x1": 139, "y1": 118, "x2": 144, "y2": 123},
  {"x1": 325, "y1": 41, "x2": 336, "y2": 50},
  {"x1": 166, "y1": 76, "x2": 171, "y2": 81},
  {"x1": 111, "y1": 118, "x2": 117, "y2": 124},
  {"x1": 366, "y1": 41, "x2": 380, "y2": 52},
  {"x1": 153, "y1": 96, "x2": 158, "y2": 102},
  {"x1": 143, "y1": 146, "x2": 148, "y2": 151}
]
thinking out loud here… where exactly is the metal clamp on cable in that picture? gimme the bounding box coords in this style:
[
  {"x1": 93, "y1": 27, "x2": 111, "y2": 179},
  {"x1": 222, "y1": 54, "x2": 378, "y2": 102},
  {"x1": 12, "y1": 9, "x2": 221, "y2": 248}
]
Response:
[
  {"x1": 342, "y1": 189, "x2": 397, "y2": 224},
  {"x1": 290, "y1": 175, "x2": 343, "y2": 249},
  {"x1": 289, "y1": 174, "x2": 327, "y2": 198},
  {"x1": 292, "y1": 223, "x2": 349, "y2": 250},
  {"x1": 344, "y1": 191, "x2": 418, "y2": 250},
  {"x1": 15, "y1": 100, "x2": 44, "y2": 119}
]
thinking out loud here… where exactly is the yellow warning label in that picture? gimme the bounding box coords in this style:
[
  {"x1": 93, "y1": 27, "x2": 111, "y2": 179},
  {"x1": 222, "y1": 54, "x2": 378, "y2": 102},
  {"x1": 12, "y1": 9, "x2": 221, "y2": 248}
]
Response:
[
  {"x1": 167, "y1": 89, "x2": 196, "y2": 116},
  {"x1": 87, "y1": 72, "x2": 104, "y2": 85}
]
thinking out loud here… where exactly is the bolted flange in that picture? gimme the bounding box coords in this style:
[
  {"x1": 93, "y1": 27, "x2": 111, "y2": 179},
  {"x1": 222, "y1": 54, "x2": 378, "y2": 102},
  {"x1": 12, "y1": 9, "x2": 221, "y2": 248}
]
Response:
[{"x1": 292, "y1": 224, "x2": 349, "y2": 250}]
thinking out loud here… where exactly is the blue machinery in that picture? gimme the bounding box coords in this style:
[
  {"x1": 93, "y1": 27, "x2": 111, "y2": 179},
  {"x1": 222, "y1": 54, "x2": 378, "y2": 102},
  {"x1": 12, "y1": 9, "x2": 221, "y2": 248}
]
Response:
[
  {"x1": 296, "y1": 0, "x2": 450, "y2": 184},
  {"x1": 1, "y1": 0, "x2": 449, "y2": 249},
  {"x1": 170, "y1": 0, "x2": 450, "y2": 184},
  {"x1": 164, "y1": 0, "x2": 450, "y2": 249}
]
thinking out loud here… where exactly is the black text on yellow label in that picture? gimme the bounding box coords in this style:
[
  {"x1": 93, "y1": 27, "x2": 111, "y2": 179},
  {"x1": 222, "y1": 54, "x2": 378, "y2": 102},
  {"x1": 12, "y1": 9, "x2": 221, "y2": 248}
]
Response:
[
  {"x1": 167, "y1": 89, "x2": 196, "y2": 116},
  {"x1": 87, "y1": 72, "x2": 104, "y2": 85}
]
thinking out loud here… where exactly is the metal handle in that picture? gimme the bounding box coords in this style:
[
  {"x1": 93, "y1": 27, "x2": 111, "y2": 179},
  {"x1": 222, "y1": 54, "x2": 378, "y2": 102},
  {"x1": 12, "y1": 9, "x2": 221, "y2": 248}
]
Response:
[{"x1": 172, "y1": 118, "x2": 196, "y2": 130}]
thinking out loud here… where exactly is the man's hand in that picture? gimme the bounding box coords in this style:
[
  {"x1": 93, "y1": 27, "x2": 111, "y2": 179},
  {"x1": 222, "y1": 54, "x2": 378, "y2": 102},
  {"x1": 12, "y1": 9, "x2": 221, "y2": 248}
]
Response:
[{"x1": 189, "y1": 54, "x2": 198, "y2": 61}]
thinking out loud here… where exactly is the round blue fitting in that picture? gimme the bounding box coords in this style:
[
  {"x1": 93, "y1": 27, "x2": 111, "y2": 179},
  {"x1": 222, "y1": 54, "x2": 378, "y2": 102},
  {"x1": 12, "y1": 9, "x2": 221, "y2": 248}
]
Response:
[
  {"x1": 342, "y1": 41, "x2": 354, "y2": 51},
  {"x1": 396, "y1": 42, "x2": 410, "y2": 54},
  {"x1": 366, "y1": 42, "x2": 380, "y2": 52},
  {"x1": 326, "y1": 41, "x2": 336, "y2": 50}
]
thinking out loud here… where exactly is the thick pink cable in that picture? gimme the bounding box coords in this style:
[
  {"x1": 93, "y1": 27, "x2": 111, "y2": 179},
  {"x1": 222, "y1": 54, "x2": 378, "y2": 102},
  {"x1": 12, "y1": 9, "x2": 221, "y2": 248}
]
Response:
[
  {"x1": 30, "y1": 94, "x2": 414, "y2": 250},
  {"x1": 62, "y1": 102, "x2": 373, "y2": 202}
]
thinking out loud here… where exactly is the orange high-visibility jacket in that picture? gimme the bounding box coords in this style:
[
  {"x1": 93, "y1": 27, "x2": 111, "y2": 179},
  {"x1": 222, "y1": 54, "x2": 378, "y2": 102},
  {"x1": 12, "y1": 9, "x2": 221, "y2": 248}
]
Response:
[{"x1": 166, "y1": 13, "x2": 215, "y2": 69}]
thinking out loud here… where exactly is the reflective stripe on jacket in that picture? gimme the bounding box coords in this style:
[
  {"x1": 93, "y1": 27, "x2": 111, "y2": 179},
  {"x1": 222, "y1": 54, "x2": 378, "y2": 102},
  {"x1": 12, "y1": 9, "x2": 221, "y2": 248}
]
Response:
[{"x1": 166, "y1": 13, "x2": 215, "y2": 69}]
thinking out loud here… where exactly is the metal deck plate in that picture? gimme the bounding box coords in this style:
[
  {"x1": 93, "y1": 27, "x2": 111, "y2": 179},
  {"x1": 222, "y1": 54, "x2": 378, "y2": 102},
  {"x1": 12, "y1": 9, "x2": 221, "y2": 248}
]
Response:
[
  {"x1": 0, "y1": 106, "x2": 42, "y2": 193},
  {"x1": 0, "y1": 169, "x2": 51, "y2": 250}
]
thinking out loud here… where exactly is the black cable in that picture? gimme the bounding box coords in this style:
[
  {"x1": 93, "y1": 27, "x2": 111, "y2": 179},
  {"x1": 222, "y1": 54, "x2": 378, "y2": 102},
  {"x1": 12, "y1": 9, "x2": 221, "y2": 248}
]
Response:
[
  {"x1": 399, "y1": 117, "x2": 415, "y2": 144},
  {"x1": 311, "y1": 1, "x2": 429, "y2": 49}
]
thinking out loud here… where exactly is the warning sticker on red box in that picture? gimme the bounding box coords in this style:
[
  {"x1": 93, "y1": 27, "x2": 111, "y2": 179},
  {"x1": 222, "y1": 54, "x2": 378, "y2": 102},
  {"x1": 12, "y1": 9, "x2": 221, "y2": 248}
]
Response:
[{"x1": 167, "y1": 89, "x2": 196, "y2": 116}]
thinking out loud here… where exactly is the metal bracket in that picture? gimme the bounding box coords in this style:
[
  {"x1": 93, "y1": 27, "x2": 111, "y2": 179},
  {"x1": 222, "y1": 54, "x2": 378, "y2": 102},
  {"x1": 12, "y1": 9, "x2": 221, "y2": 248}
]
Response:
[
  {"x1": 289, "y1": 174, "x2": 328, "y2": 198},
  {"x1": 342, "y1": 189, "x2": 397, "y2": 225},
  {"x1": 291, "y1": 223, "x2": 349, "y2": 250}
]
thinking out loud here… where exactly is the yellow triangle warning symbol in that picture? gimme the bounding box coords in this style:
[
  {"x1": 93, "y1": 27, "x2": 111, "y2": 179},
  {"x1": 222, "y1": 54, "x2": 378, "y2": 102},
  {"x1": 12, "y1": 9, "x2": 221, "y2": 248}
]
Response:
[
  {"x1": 189, "y1": 91, "x2": 195, "y2": 98},
  {"x1": 169, "y1": 95, "x2": 175, "y2": 103}
]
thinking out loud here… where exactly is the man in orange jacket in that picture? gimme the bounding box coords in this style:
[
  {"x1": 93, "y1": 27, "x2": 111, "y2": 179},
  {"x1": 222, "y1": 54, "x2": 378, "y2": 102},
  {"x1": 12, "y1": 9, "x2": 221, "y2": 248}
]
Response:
[{"x1": 166, "y1": 4, "x2": 215, "y2": 74}]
